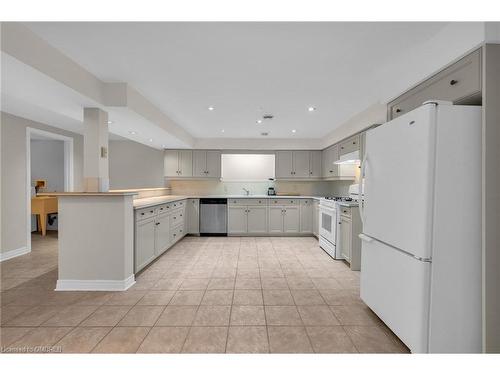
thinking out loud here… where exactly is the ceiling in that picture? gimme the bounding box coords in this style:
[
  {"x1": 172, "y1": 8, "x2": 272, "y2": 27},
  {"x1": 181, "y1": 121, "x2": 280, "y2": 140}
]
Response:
[{"x1": 22, "y1": 22, "x2": 449, "y2": 140}]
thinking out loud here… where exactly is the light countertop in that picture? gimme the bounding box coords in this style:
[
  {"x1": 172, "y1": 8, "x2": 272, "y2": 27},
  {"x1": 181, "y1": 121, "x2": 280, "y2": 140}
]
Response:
[{"x1": 133, "y1": 195, "x2": 323, "y2": 209}]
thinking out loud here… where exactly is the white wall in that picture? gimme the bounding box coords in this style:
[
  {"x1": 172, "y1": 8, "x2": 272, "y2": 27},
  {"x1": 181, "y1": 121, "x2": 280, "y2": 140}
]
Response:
[
  {"x1": 30, "y1": 139, "x2": 65, "y2": 231},
  {"x1": 108, "y1": 140, "x2": 165, "y2": 190},
  {"x1": 0, "y1": 112, "x2": 83, "y2": 255}
]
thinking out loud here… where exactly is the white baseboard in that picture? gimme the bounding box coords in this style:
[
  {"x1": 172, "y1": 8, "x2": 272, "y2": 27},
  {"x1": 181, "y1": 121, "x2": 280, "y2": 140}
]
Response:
[
  {"x1": 0, "y1": 247, "x2": 30, "y2": 262},
  {"x1": 55, "y1": 275, "x2": 136, "y2": 291}
]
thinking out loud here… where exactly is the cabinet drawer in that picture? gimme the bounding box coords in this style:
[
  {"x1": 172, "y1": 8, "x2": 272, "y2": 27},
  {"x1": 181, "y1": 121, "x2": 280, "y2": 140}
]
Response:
[
  {"x1": 339, "y1": 135, "x2": 360, "y2": 156},
  {"x1": 339, "y1": 206, "x2": 352, "y2": 218},
  {"x1": 300, "y1": 199, "x2": 313, "y2": 206},
  {"x1": 389, "y1": 49, "x2": 481, "y2": 119},
  {"x1": 170, "y1": 208, "x2": 185, "y2": 227},
  {"x1": 228, "y1": 198, "x2": 268, "y2": 206},
  {"x1": 269, "y1": 198, "x2": 299, "y2": 206},
  {"x1": 170, "y1": 200, "x2": 185, "y2": 210},
  {"x1": 170, "y1": 224, "x2": 185, "y2": 243},
  {"x1": 136, "y1": 207, "x2": 157, "y2": 221}
]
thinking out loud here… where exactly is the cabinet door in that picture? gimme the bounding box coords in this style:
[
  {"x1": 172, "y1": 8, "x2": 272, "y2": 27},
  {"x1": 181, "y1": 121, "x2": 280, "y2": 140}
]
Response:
[
  {"x1": 313, "y1": 201, "x2": 319, "y2": 236},
  {"x1": 309, "y1": 151, "x2": 322, "y2": 178},
  {"x1": 268, "y1": 206, "x2": 284, "y2": 233},
  {"x1": 247, "y1": 206, "x2": 268, "y2": 234},
  {"x1": 205, "y1": 151, "x2": 221, "y2": 178},
  {"x1": 339, "y1": 216, "x2": 352, "y2": 261},
  {"x1": 322, "y1": 146, "x2": 339, "y2": 177},
  {"x1": 275, "y1": 151, "x2": 294, "y2": 179},
  {"x1": 135, "y1": 217, "x2": 156, "y2": 272},
  {"x1": 283, "y1": 206, "x2": 300, "y2": 233},
  {"x1": 178, "y1": 150, "x2": 193, "y2": 177},
  {"x1": 187, "y1": 199, "x2": 200, "y2": 234},
  {"x1": 228, "y1": 206, "x2": 247, "y2": 234},
  {"x1": 155, "y1": 213, "x2": 170, "y2": 255},
  {"x1": 292, "y1": 151, "x2": 310, "y2": 178},
  {"x1": 164, "y1": 150, "x2": 179, "y2": 177},
  {"x1": 299, "y1": 200, "x2": 313, "y2": 233},
  {"x1": 339, "y1": 135, "x2": 360, "y2": 156},
  {"x1": 192, "y1": 150, "x2": 206, "y2": 177}
]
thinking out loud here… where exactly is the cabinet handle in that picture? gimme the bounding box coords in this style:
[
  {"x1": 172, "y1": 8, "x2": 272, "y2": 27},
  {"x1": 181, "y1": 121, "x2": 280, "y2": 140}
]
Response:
[
  {"x1": 156, "y1": 222, "x2": 160, "y2": 226},
  {"x1": 339, "y1": 222, "x2": 341, "y2": 225},
  {"x1": 395, "y1": 108, "x2": 401, "y2": 113},
  {"x1": 329, "y1": 170, "x2": 333, "y2": 173},
  {"x1": 353, "y1": 141, "x2": 356, "y2": 145},
  {"x1": 450, "y1": 79, "x2": 458, "y2": 86},
  {"x1": 141, "y1": 213, "x2": 145, "y2": 216},
  {"x1": 180, "y1": 214, "x2": 183, "y2": 217},
  {"x1": 150, "y1": 210, "x2": 153, "y2": 213},
  {"x1": 173, "y1": 217, "x2": 176, "y2": 220}
]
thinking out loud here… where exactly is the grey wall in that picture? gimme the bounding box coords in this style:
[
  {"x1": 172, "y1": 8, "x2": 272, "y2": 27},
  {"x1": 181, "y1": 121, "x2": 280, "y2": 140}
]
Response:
[
  {"x1": 109, "y1": 140, "x2": 164, "y2": 189},
  {"x1": 0, "y1": 112, "x2": 83, "y2": 254}
]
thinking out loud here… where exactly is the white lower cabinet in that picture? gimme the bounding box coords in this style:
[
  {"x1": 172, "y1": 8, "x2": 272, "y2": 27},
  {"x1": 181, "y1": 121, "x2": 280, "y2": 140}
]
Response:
[
  {"x1": 268, "y1": 206, "x2": 285, "y2": 233},
  {"x1": 299, "y1": 200, "x2": 313, "y2": 233},
  {"x1": 134, "y1": 199, "x2": 187, "y2": 273},
  {"x1": 228, "y1": 205, "x2": 268, "y2": 234},
  {"x1": 135, "y1": 217, "x2": 156, "y2": 272},
  {"x1": 228, "y1": 206, "x2": 248, "y2": 234},
  {"x1": 339, "y1": 215, "x2": 352, "y2": 262},
  {"x1": 247, "y1": 206, "x2": 268, "y2": 234},
  {"x1": 268, "y1": 205, "x2": 300, "y2": 234},
  {"x1": 155, "y1": 213, "x2": 170, "y2": 256},
  {"x1": 313, "y1": 200, "x2": 319, "y2": 237},
  {"x1": 187, "y1": 199, "x2": 200, "y2": 234}
]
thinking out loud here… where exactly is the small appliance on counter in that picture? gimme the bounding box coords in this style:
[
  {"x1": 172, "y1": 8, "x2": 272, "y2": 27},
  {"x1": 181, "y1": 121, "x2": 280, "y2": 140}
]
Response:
[{"x1": 267, "y1": 187, "x2": 276, "y2": 196}]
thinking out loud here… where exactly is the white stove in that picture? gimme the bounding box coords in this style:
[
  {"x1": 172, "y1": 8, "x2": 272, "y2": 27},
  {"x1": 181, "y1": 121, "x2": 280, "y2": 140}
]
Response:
[{"x1": 319, "y1": 184, "x2": 363, "y2": 259}]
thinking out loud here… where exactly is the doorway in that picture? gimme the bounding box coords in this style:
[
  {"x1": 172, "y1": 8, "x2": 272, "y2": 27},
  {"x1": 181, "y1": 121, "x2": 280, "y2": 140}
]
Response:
[{"x1": 26, "y1": 127, "x2": 73, "y2": 252}]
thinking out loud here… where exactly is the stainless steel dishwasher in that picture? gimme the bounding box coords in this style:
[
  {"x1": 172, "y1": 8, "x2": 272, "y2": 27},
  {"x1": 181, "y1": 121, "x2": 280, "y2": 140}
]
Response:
[{"x1": 199, "y1": 198, "x2": 227, "y2": 236}]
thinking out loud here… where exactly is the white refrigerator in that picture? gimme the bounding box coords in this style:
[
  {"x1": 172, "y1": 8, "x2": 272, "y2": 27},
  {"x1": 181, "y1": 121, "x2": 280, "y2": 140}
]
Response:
[{"x1": 359, "y1": 102, "x2": 482, "y2": 353}]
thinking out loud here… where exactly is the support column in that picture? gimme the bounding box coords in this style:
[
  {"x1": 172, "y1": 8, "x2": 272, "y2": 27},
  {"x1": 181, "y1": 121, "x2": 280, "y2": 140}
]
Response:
[{"x1": 83, "y1": 108, "x2": 109, "y2": 192}]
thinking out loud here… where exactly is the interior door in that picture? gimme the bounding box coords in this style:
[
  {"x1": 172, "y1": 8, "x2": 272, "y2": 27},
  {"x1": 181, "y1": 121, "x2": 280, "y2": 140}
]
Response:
[
  {"x1": 360, "y1": 236, "x2": 431, "y2": 353},
  {"x1": 363, "y1": 104, "x2": 436, "y2": 259},
  {"x1": 293, "y1": 151, "x2": 310, "y2": 178},
  {"x1": 192, "y1": 150, "x2": 206, "y2": 177},
  {"x1": 178, "y1": 150, "x2": 193, "y2": 177}
]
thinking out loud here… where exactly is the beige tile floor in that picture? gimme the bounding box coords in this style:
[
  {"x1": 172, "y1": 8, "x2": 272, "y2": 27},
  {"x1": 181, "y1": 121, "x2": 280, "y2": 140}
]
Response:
[{"x1": 0, "y1": 232, "x2": 409, "y2": 354}]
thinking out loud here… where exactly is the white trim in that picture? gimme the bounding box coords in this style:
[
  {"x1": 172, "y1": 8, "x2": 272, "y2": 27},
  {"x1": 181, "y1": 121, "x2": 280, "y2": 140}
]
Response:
[
  {"x1": 0, "y1": 247, "x2": 30, "y2": 262},
  {"x1": 26, "y1": 127, "x2": 74, "y2": 249},
  {"x1": 55, "y1": 275, "x2": 136, "y2": 291}
]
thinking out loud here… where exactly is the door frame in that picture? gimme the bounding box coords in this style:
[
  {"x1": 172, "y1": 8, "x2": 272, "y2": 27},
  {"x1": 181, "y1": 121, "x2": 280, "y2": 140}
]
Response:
[{"x1": 26, "y1": 127, "x2": 74, "y2": 251}]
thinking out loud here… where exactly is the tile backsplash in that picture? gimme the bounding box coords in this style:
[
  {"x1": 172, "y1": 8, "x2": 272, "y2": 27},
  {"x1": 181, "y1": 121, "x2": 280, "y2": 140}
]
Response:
[{"x1": 167, "y1": 179, "x2": 353, "y2": 197}]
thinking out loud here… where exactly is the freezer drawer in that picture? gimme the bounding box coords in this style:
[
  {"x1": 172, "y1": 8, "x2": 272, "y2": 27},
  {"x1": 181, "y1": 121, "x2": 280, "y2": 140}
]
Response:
[{"x1": 360, "y1": 235, "x2": 431, "y2": 353}]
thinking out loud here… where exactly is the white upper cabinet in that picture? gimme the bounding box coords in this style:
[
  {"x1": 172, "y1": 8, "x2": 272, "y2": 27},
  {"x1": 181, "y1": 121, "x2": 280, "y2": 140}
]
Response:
[
  {"x1": 193, "y1": 150, "x2": 221, "y2": 178},
  {"x1": 275, "y1": 151, "x2": 294, "y2": 179},
  {"x1": 322, "y1": 145, "x2": 339, "y2": 178},
  {"x1": 275, "y1": 150, "x2": 321, "y2": 179},
  {"x1": 293, "y1": 151, "x2": 310, "y2": 178},
  {"x1": 309, "y1": 150, "x2": 322, "y2": 178},
  {"x1": 164, "y1": 150, "x2": 193, "y2": 178}
]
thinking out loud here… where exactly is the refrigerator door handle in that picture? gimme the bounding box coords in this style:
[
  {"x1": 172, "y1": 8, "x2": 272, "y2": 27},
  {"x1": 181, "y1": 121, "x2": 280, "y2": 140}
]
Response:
[
  {"x1": 359, "y1": 233, "x2": 373, "y2": 243},
  {"x1": 359, "y1": 152, "x2": 368, "y2": 225}
]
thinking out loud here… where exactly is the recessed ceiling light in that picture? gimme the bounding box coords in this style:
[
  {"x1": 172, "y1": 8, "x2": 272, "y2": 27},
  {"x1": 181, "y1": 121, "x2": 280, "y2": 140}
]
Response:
[
  {"x1": 208, "y1": 106, "x2": 215, "y2": 111},
  {"x1": 292, "y1": 129, "x2": 297, "y2": 133},
  {"x1": 162, "y1": 144, "x2": 166, "y2": 148},
  {"x1": 148, "y1": 138, "x2": 153, "y2": 142},
  {"x1": 221, "y1": 129, "x2": 225, "y2": 133},
  {"x1": 128, "y1": 131, "x2": 137, "y2": 135},
  {"x1": 308, "y1": 107, "x2": 316, "y2": 112},
  {"x1": 256, "y1": 119, "x2": 263, "y2": 124},
  {"x1": 107, "y1": 121, "x2": 114, "y2": 124}
]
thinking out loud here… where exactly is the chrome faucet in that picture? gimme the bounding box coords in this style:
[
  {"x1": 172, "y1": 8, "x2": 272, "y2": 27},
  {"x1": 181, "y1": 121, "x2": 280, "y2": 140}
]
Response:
[{"x1": 242, "y1": 188, "x2": 250, "y2": 196}]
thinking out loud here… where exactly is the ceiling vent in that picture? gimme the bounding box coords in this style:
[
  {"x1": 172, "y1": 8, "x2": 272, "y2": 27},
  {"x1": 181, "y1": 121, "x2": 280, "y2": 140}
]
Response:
[
  {"x1": 263, "y1": 114, "x2": 274, "y2": 120},
  {"x1": 261, "y1": 132, "x2": 269, "y2": 136}
]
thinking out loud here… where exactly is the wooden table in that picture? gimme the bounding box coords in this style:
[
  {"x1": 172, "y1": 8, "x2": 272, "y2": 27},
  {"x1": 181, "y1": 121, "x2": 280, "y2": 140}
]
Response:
[{"x1": 31, "y1": 196, "x2": 58, "y2": 236}]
